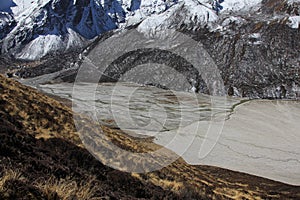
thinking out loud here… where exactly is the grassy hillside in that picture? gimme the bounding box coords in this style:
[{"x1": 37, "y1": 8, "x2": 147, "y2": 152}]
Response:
[{"x1": 0, "y1": 74, "x2": 299, "y2": 199}]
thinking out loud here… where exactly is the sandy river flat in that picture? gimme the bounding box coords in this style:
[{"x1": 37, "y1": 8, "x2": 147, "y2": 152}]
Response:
[{"x1": 39, "y1": 83, "x2": 300, "y2": 185}]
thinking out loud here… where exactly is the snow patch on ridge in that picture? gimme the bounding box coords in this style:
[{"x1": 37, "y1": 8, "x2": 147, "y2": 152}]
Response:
[
  {"x1": 11, "y1": 0, "x2": 50, "y2": 18},
  {"x1": 17, "y1": 34, "x2": 63, "y2": 60},
  {"x1": 288, "y1": 16, "x2": 300, "y2": 29},
  {"x1": 137, "y1": 0, "x2": 218, "y2": 35},
  {"x1": 288, "y1": 0, "x2": 300, "y2": 3},
  {"x1": 16, "y1": 28, "x2": 88, "y2": 60},
  {"x1": 220, "y1": 0, "x2": 262, "y2": 12}
]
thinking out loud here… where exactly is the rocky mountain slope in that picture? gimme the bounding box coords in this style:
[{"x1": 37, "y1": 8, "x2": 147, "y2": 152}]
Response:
[
  {"x1": 1, "y1": 74, "x2": 300, "y2": 199},
  {"x1": 0, "y1": 12, "x2": 16, "y2": 40}
]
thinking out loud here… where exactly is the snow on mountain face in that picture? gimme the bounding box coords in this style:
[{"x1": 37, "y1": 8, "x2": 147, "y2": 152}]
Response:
[
  {"x1": 1, "y1": 0, "x2": 179, "y2": 60},
  {"x1": 288, "y1": 15, "x2": 300, "y2": 28},
  {"x1": 137, "y1": 0, "x2": 218, "y2": 36},
  {"x1": 119, "y1": 0, "x2": 178, "y2": 27},
  {"x1": 287, "y1": 0, "x2": 300, "y2": 28},
  {"x1": 11, "y1": 0, "x2": 47, "y2": 16},
  {"x1": 1, "y1": 0, "x2": 118, "y2": 59},
  {"x1": 289, "y1": 0, "x2": 300, "y2": 3},
  {"x1": 0, "y1": 0, "x2": 299, "y2": 60},
  {"x1": 136, "y1": 0, "x2": 267, "y2": 36},
  {"x1": 220, "y1": 0, "x2": 261, "y2": 12},
  {"x1": 0, "y1": 0, "x2": 254, "y2": 60}
]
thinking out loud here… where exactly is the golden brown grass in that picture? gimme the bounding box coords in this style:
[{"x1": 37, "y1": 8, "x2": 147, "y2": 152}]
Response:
[
  {"x1": 34, "y1": 176, "x2": 100, "y2": 200},
  {"x1": 0, "y1": 169, "x2": 24, "y2": 190},
  {"x1": 0, "y1": 169, "x2": 101, "y2": 200}
]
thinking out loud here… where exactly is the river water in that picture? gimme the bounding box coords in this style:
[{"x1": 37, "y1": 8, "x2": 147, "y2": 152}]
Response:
[{"x1": 39, "y1": 82, "x2": 300, "y2": 185}]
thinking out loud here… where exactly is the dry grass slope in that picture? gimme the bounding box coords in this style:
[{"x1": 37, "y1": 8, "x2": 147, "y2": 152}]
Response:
[{"x1": 0, "y1": 74, "x2": 299, "y2": 199}]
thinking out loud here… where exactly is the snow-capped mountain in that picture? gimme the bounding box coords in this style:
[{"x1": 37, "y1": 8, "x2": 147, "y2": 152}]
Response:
[
  {"x1": 0, "y1": 0, "x2": 179, "y2": 60},
  {"x1": 1, "y1": 0, "x2": 116, "y2": 59},
  {"x1": 0, "y1": 0, "x2": 277, "y2": 60},
  {"x1": 1, "y1": 0, "x2": 300, "y2": 60}
]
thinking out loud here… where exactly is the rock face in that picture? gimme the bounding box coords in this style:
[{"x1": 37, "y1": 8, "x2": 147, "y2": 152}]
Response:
[
  {"x1": 196, "y1": 0, "x2": 300, "y2": 98},
  {"x1": 195, "y1": 23, "x2": 300, "y2": 98},
  {"x1": 0, "y1": 12, "x2": 16, "y2": 40},
  {"x1": 0, "y1": 0, "x2": 17, "y2": 13}
]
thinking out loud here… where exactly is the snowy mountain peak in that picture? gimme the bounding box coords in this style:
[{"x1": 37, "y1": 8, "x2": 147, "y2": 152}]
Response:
[
  {"x1": 1, "y1": 0, "x2": 179, "y2": 60},
  {"x1": 0, "y1": 0, "x2": 299, "y2": 60}
]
